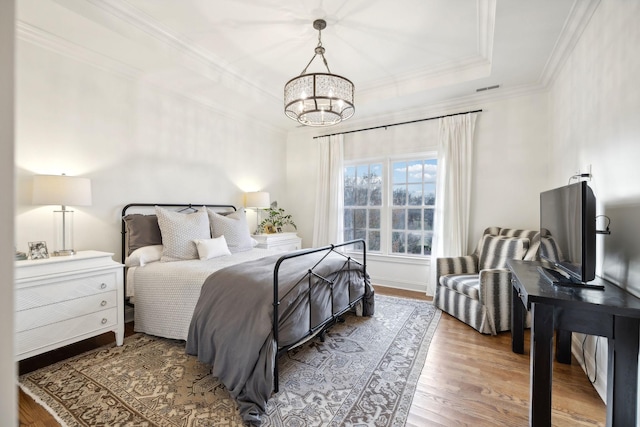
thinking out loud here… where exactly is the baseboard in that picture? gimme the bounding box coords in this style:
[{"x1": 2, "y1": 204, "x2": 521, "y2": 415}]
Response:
[
  {"x1": 371, "y1": 277, "x2": 430, "y2": 295},
  {"x1": 572, "y1": 333, "x2": 606, "y2": 403}
]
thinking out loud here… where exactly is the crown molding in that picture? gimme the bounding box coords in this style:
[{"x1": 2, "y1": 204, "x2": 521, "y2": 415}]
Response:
[
  {"x1": 359, "y1": 0, "x2": 495, "y2": 99},
  {"x1": 16, "y1": 21, "x2": 142, "y2": 80},
  {"x1": 82, "y1": 0, "x2": 279, "y2": 102},
  {"x1": 16, "y1": 21, "x2": 287, "y2": 136},
  {"x1": 290, "y1": 81, "x2": 549, "y2": 139},
  {"x1": 477, "y1": 0, "x2": 497, "y2": 61},
  {"x1": 539, "y1": 0, "x2": 601, "y2": 87}
]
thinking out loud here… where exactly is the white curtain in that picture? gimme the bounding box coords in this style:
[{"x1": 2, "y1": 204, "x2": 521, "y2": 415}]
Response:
[
  {"x1": 312, "y1": 134, "x2": 344, "y2": 247},
  {"x1": 428, "y1": 113, "x2": 478, "y2": 295}
]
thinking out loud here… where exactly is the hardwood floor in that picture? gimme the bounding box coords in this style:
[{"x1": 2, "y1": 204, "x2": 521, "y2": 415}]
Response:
[
  {"x1": 18, "y1": 287, "x2": 605, "y2": 426},
  {"x1": 374, "y1": 286, "x2": 605, "y2": 427}
]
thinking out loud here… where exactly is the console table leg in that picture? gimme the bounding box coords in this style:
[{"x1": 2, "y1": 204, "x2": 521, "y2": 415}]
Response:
[
  {"x1": 607, "y1": 317, "x2": 640, "y2": 427},
  {"x1": 530, "y1": 302, "x2": 554, "y2": 427},
  {"x1": 512, "y1": 282, "x2": 525, "y2": 354},
  {"x1": 556, "y1": 329, "x2": 572, "y2": 364}
]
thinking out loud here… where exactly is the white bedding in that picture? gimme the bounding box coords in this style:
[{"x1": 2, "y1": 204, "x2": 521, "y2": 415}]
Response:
[{"x1": 128, "y1": 248, "x2": 283, "y2": 340}]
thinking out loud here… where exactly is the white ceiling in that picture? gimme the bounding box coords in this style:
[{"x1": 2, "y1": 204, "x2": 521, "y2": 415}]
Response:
[{"x1": 16, "y1": 0, "x2": 599, "y2": 132}]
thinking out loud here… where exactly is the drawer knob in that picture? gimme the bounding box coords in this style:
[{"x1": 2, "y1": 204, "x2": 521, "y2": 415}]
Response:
[
  {"x1": 100, "y1": 300, "x2": 107, "y2": 307},
  {"x1": 101, "y1": 318, "x2": 108, "y2": 324},
  {"x1": 100, "y1": 283, "x2": 107, "y2": 289}
]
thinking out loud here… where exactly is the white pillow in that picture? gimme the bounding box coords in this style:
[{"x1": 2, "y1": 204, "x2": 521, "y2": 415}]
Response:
[
  {"x1": 207, "y1": 207, "x2": 254, "y2": 253},
  {"x1": 155, "y1": 206, "x2": 211, "y2": 262},
  {"x1": 193, "y1": 236, "x2": 232, "y2": 260},
  {"x1": 125, "y1": 245, "x2": 163, "y2": 267}
]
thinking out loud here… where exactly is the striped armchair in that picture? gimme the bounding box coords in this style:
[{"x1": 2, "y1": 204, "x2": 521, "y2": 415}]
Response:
[{"x1": 434, "y1": 227, "x2": 540, "y2": 335}]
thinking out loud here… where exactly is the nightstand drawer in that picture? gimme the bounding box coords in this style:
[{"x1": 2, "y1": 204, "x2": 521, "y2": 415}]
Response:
[
  {"x1": 16, "y1": 307, "x2": 118, "y2": 358},
  {"x1": 254, "y1": 233, "x2": 302, "y2": 251},
  {"x1": 16, "y1": 271, "x2": 118, "y2": 311},
  {"x1": 269, "y1": 241, "x2": 301, "y2": 251},
  {"x1": 16, "y1": 291, "x2": 117, "y2": 332}
]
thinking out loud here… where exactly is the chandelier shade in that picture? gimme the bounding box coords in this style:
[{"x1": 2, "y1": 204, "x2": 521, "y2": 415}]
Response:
[{"x1": 284, "y1": 19, "x2": 355, "y2": 127}]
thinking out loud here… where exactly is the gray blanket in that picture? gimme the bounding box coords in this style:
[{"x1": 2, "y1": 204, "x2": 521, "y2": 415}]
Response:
[{"x1": 186, "y1": 251, "x2": 374, "y2": 425}]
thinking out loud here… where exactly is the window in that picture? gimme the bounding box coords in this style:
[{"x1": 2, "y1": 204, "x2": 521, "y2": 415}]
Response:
[
  {"x1": 343, "y1": 163, "x2": 382, "y2": 251},
  {"x1": 391, "y1": 159, "x2": 437, "y2": 256},
  {"x1": 343, "y1": 157, "x2": 437, "y2": 257}
]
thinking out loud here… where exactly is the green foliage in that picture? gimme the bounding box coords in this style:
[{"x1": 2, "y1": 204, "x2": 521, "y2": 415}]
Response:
[{"x1": 259, "y1": 207, "x2": 297, "y2": 233}]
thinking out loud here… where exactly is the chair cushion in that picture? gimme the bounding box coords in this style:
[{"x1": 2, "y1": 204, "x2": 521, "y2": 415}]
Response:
[
  {"x1": 439, "y1": 274, "x2": 480, "y2": 300},
  {"x1": 499, "y1": 228, "x2": 540, "y2": 261},
  {"x1": 478, "y1": 234, "x2": 530, "y2": 270},
  {"x1": 498, "y1": 228, "x2": 537, "y2": 240}
]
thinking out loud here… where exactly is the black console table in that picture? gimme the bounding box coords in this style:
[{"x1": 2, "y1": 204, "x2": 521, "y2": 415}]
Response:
[{"x1": 508, "y1": 259, "x2": 640, "y2": 427}]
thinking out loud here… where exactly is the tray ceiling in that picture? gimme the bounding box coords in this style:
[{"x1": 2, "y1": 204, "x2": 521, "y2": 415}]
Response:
[{"x1": 17, "y1": 0, "x2": 599, "y2": 132}]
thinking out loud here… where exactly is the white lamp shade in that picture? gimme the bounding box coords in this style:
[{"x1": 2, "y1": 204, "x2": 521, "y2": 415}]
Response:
[
  {"x1": 32, "y1": 175, "x2": 92, "y2": 207},
  {"x1": 244, "y1": 191, "x2": 270, "y2": 208}
]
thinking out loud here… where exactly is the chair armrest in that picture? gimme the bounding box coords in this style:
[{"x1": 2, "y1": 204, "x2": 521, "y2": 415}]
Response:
[
  {"x1": 436, "y1": 255, "x2": 478, "y2": 280},
  {"x1": 478, "y1": 268, "x2": 512, "y2": 301},
  {"x1": 478, "y1": 268, "x2": 513, "y2": 334}
]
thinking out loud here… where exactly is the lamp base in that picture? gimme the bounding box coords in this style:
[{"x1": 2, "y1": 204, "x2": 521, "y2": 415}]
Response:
[{"x1": 52, "y1": 249, "x2": 76, "y2": 257}]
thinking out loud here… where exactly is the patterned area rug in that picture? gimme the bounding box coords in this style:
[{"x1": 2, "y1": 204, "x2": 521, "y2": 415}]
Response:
[{"x1": 20, "y1": 295, "x2": 440, "y2": 427}]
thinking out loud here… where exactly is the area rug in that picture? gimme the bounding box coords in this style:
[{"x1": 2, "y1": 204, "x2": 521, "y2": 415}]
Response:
[{"x1": 19, "y1": 294, "x2": 440, "y2": 427}]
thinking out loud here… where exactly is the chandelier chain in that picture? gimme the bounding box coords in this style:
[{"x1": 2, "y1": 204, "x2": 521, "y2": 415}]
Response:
[{"x1": 300, "y1": 22, "x2": 332, "y2": 75}]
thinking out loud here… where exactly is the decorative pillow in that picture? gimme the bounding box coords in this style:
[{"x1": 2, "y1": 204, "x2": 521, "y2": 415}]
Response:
[
  {"x1": 478, "y1": 235, "x2": 530, "y2": 270},
  {"x1": 207, "y1": 207, "x2": 254, "y2": 253},
  {"x1": 155, "y1": 206, "x2": 211, "y2": 262},
  {"x1": 193, "y1": 236, "x2": 232, "y2": 260},
  {"x1": 123, "y1": 214, "x2": 162, "y2": 255},
  {"x1": 125, "y1": 244, "x2": 163, "y2": 267}
]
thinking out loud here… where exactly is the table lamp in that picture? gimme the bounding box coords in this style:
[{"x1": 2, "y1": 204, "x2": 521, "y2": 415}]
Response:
[
  {"x1": 32, "y1": 174, "x2": 92, "y2": 256},
  {"x1": 244, "y1": 191, "x2": 270, "y2": 234}
]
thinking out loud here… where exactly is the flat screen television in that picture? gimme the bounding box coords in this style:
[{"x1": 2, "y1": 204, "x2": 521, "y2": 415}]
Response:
[{"x1": 539, "y1": 181, "x2": 596, "y2": 283}]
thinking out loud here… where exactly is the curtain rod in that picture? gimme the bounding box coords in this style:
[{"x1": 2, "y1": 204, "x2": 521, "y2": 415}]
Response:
[{"x1": 312, "y1": 109, "x2": 483, "y2": 139}]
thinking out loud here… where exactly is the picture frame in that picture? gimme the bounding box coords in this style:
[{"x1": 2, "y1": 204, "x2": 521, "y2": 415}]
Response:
[
  {"x1": 28, "y1": 241, "x2": 49, "y2": 260},
  {"x1": 265, "y1": 225, "x2": 277, "y2": 234}
]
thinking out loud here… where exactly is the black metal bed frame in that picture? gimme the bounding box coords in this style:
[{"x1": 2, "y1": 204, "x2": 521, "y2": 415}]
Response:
[
  {"x1": 120, "y1": 203, "x2": 368, "y2": 394},
  {"x1": 272, "y1": 239, "x2": 367, "y2": 392}
]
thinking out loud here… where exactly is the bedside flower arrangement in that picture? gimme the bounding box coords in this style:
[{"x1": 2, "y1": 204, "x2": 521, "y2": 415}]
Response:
[{"x1": 259, "y1": 207, "x2": 297, "y2": 234}]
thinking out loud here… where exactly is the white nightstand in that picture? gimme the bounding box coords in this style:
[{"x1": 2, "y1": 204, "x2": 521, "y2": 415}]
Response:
[
  {"x1": 253, "y1": 232, "x2": 302, "y2": 251},
  {"x1": 14, "y1": 250, "x2": 124, "y2": 361}
]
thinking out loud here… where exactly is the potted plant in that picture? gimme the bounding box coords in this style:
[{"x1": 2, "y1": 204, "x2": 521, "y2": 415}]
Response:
[{"x1": 259, "y1": 207, "x2": 297, "y2": 233}]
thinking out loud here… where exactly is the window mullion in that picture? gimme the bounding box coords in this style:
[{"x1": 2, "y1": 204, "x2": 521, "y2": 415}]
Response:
[{"x1": 344, "y1": 155, "x2": 436, "y2": 257}]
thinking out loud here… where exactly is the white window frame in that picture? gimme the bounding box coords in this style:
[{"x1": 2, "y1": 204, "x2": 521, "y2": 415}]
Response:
[{"x1": 344, "y1": 151, "x2": 437, "y2": 259}]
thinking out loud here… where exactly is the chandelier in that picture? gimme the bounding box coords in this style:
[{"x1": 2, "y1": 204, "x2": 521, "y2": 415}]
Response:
[{"x1": 284, "y1": 19, "x2": 355, "y2": 127}]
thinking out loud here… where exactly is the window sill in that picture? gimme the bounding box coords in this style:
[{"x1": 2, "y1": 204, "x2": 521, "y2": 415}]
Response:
[{"x1": 346, "y1": 251, "x2": 431, "y2": 266}]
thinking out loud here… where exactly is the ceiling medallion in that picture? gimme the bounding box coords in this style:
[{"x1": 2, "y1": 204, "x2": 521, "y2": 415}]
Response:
[{"x1": 284, "y1": 19, "x2": 355, "y2": 127}]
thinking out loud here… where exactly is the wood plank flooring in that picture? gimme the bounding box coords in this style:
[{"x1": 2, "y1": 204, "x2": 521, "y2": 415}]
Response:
[{"x1": 18, "y1": 286, "x2": 605, "y2": 426}]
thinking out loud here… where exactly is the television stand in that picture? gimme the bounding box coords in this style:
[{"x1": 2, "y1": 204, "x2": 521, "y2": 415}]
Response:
[
  {"x1": 537, "y1": 266, "x2": 605, "y2": 290},
  {"x1": 509, "y1": 259, "x2": 640, "y2": 427}
]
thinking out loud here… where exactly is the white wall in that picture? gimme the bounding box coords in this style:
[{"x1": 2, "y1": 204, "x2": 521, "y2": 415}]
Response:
[
  {"x1": 549, "y1": 0, "x2": 640, "y2": 404},
  {"x1": 1, "y1": 1, "x2": 16, "y2": 424},
  {"x1": 14, "y1": 39, "x2": 289, "y2": 261},
  {"x1": 469, "y1": 92, "x2": 550, "y2": 247},
  {"x1": 287, "y1": 91, "x2": 549, "y2": 294}
]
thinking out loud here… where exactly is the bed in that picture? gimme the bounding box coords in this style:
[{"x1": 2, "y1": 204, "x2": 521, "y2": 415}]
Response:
[{"x1": 121, "y1": 203, "x2": 374, "y2": 425}]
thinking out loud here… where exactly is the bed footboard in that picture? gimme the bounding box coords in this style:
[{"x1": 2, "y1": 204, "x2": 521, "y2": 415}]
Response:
[{"x1": 272, "y1": 239, "x2": 370, "y2": 393}]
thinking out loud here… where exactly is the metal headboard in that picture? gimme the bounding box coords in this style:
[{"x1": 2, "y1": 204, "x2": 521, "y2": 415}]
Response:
[{"x1": 120, "y1": 203, "x2": 236, "y2": 265}]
